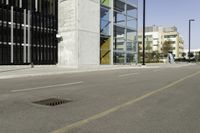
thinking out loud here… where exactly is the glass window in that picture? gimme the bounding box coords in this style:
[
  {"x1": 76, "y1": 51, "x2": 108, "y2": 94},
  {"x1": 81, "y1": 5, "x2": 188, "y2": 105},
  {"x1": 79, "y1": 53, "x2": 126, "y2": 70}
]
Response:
[
  {"x1": 101, "y1": 7, "x2": 110, "y2": 21},
  {"x1": 101, "y1": 7, "x2": 111, "y2": 36},
  {"x1": 100, "y1": 0, "x2": 110, "y2": 7},
  {"x1": 101, "y1": 20, "x2": 110, "y2": 36},
  {"x1": 127, "y1": 42, "x2": 134, "y2": 51},
  {"x1": 127, "y1": 30, "x2": 136, "y2": 41},
  {"x1": 114, "y1": 0, "x2": 126, "y2": 14},
  {"x1": 114, "y1": 52, "x2": 125, "y2": 64},
  {"x1": 164, "y1": 35, "x2": 177, "y2": 38},
  {"x1": 127, "y1": 0, "x2": 138, "y2": 5},
  {"x1": 127, "y1": 17, "x2": 137, "y2": 29},
  {"x1": 114, "y1": 11, "x2": 126, "y2": 26},
  {"x1": 114, "y1": 37, "x2": 125, "y2": 51},
  {"x1": 127, "y1": 8, "x2": 137, "y2": 18},
  {"x1": 126, "y1": 53, "x2": 135, "y2": 63}
]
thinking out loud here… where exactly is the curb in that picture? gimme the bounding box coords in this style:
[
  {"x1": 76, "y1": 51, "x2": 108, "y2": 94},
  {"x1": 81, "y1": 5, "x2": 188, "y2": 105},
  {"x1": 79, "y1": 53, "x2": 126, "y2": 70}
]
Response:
[
  {"x1": 0, "y1": 63, "x2": 195, "y2": 80},
  {"x1": 0, "y1": 66, "x2": 160, "y2": 79}
]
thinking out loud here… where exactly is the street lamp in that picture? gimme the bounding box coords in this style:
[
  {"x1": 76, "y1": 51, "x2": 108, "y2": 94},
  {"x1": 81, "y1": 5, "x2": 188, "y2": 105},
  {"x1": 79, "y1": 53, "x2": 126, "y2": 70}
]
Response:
[
  {"x1": 188, "y1": 19, "x2": 195, "y2": 63},
  {"x1": 142, "y1": 0, "x2": 146, "y2": 65}
]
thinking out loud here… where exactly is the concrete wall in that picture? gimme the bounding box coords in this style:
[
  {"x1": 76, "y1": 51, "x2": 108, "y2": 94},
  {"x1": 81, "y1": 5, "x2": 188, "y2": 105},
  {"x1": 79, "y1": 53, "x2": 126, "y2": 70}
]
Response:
[
  {"x1": 58, "y1": 0, "x2": 100, "y2": 67},
  {"x1": 78, "y1": 0, "x2": 100, "y2": 66},
  {"x1": 58, "y1": 0, "x2": 78, "y2": 67}
]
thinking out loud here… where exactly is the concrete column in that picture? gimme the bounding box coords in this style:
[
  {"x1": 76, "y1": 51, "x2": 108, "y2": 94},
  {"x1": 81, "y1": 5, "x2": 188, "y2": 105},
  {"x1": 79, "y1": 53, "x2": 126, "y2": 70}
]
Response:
[
  {"x1": 58, "y1": 0, "x2": 100, "y2": 67},
  {"x1": 78, "y1": 0, "x2": 100, "y2": 67},
  {"x1": 58, "y1": 0, "x2": 78, "y2": 67}
]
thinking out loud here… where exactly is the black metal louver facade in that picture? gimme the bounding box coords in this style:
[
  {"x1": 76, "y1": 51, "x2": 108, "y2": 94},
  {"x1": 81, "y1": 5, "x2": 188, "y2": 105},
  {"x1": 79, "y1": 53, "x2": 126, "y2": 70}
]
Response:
[{"x1": 0, "y1": 0, "x2": 58, "y2": 65}]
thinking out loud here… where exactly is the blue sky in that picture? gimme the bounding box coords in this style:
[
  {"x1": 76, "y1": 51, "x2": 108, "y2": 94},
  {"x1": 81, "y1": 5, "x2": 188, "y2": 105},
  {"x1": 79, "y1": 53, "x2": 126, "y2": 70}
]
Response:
[{"x1": 138, "y1": 0, "x2": 200, "y2": 49}]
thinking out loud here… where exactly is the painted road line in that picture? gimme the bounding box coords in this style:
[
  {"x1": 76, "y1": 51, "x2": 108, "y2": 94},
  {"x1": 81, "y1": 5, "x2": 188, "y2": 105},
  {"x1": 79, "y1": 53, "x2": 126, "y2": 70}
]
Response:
[
  {"x1": 11, "y1": 81, "x2": 83, "y2": 93},
  {"x1": 153, "y1": 70, "x2": 162, "y2": 72},
  {"x1": 51, "y1": 70, "x2": 200, "y2": 133},
  {"x1": 118, "y1": 73, "x2": 139, "y2": 77}
]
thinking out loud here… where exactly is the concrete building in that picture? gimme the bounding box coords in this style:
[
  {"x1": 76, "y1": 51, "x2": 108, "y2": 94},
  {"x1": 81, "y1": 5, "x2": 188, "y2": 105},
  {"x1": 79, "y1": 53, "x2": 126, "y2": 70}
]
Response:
[
  {"x1": 138, "y1": 25, "x2": 184, "y2": 59},
  {"x1": 58, "y1": 0, "x2": 138, "y2": 67},
  {"x1": 138, "y1": 26, "x2": 162, "y2": 53},
  {"x1": 162, "y1": 27, "x2": 184, "y2": 59},
  {"x1": 0, "y1": 0, "x2": 138, "y2": 67}
]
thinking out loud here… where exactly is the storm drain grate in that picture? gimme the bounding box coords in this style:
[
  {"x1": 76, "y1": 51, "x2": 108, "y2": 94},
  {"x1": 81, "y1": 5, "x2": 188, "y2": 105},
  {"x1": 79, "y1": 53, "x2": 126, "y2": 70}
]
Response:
[{"x1": 33, "y1": 98, "x2": 72, "y2": 106}]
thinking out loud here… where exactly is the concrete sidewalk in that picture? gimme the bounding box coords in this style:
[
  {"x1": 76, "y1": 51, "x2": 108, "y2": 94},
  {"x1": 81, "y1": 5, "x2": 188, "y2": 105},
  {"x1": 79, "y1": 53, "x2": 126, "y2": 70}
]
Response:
[{"x1": 0, "y1": 63, "x2": 195, "y2": 79}]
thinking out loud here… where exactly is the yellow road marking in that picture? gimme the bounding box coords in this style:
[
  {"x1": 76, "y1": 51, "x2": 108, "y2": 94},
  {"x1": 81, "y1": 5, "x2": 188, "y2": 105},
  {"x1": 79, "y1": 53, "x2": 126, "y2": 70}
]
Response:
[{"x1": 52, "y1": 70, "x2": 200, "y2": 133}]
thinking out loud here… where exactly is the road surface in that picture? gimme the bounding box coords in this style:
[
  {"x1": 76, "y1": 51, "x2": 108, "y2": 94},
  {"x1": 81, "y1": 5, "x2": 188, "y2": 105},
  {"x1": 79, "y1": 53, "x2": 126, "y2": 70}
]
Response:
[{"x1": 0, "y1": 64, "x2": 200, "y2": 133}]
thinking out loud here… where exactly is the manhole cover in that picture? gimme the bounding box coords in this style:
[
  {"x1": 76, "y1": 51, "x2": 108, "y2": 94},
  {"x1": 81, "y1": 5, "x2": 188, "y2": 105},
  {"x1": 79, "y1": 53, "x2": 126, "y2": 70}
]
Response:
[{"x1": 33, "y1": 98, "x2": 72, "y2": 106}]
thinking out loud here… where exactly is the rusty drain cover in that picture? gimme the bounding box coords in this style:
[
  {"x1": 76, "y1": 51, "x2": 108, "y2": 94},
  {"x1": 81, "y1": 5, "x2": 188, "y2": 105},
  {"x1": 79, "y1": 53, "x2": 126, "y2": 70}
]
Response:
[{"x1": 33, "y1": 98, "x2": 72, "y2": 107}]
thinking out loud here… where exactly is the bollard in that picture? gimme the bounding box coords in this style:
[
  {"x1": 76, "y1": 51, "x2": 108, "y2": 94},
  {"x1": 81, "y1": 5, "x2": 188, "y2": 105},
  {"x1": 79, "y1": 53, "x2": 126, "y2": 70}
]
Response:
[{"x1": 31, "y1": 62, "x2": 34, "y2": 68}]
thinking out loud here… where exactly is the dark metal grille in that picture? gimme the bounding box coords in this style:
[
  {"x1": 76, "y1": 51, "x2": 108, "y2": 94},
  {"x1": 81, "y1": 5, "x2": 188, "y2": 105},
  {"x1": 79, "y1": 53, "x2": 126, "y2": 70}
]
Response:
[
  {"x1": 33, "y1": 98, "x2": 72, "y2": 107},
  {"x1": 0, "y1": 0, "x2": 58, "y2": 65}
]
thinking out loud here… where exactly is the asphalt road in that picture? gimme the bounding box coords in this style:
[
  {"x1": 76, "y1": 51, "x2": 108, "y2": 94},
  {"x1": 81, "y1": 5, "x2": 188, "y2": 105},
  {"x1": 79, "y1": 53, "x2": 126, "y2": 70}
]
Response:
[{"x1": 0, "y1": 64, "x2": 200, "y2": 133}]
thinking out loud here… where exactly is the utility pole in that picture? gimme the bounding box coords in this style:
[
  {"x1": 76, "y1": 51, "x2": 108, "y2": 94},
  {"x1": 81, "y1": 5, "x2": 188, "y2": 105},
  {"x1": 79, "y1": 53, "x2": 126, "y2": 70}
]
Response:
[
  {"x1": 142, "y1": 0, "x2": 146, "y2": 65},
  {"x1": 188, "y1": 19, "x2": 195, "y2": 63}
]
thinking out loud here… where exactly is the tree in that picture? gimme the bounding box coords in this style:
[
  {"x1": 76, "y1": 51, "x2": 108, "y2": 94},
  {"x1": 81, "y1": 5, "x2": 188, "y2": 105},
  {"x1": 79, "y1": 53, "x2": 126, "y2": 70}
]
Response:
[
  {"x1": 145, "y1": 38, "x2": 153, "y2": 62},
  {"x1": 138, "y1": 45, "x2": 143, "y2": 63},
  {"x1": 162, "y1": 40, "x2": 173, "y2": 57},
  {"x1": 182, "y1": 52, "x2": 186, "y2": 58},
  {"x1": 199, "y1": 51, "x2": 200, "y2": 60},
  {"x1": 146, "y1": 43, "x2": 152, "y2": 53},
  {"x1": 188, "y1": 52, "x2": 194, "y2": 58},
  {"x1": 145, "y1": 38, "x2": 152, "y2": 53},
  {"x1": 152, "y1": 51, "x2": 160, "y2": 62}
]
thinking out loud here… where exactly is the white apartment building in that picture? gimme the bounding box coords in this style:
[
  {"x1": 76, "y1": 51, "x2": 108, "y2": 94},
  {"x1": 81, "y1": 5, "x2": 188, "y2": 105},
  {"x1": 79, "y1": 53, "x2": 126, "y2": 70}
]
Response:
[
  {"x1": 162, "y1": 27, "x2": 184, "y2": 58},
  {"x1": 138, "y1": 25, "x2": 184, "y2": 59}
]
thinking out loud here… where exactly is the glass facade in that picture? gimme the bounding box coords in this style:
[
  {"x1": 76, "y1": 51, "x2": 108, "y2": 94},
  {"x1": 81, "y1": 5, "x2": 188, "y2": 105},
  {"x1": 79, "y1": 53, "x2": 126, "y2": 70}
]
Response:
[
  {"x1": 0, "y1": 0, "x2": 58, "y2": 65},
  {"x1": 100, "y1": 0, "x2": 138, "y2": 65},
  {"x1": 113, "y1": 0, "x2": 138, "y2": 64},
  {"x1": 100, "y1": 0, "x2": 111, "y2": 64}
]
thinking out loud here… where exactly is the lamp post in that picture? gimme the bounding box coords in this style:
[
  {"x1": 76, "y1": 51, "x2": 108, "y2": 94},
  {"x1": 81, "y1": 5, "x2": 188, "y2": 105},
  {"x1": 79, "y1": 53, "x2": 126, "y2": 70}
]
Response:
[
  {"x1": 189, "y1": 19, "x2": 195, "y2": 63},
  {"x1": 142, "y1": 0, "x2": 146, "y2": 65}
]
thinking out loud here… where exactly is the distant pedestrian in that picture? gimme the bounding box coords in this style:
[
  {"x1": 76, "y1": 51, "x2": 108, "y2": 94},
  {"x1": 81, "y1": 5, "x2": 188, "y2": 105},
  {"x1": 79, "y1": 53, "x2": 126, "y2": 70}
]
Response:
[
  {"x1": 195, "y1": 56, "x2": 198, "y2": 63},
  {"x1": 168, "y1": 54, "x2": 171, "y2": 64}
]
